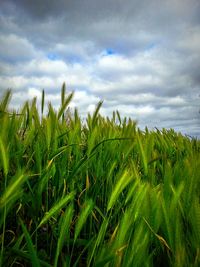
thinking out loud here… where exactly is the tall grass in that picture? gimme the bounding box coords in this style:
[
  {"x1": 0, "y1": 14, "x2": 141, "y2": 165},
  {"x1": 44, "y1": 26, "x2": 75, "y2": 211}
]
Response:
[{"x1": 0, "y1": 86, "x2": 200, "y2": 266}]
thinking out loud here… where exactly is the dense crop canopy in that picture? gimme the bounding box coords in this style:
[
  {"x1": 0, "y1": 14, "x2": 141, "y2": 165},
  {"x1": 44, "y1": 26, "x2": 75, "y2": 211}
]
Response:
[{"x1": 0, "y1": 86, "x2": 200, "y2": 266}]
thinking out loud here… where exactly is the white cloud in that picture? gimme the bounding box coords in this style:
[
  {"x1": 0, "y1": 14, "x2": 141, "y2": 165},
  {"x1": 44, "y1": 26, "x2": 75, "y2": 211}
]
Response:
[
  {"x1": 177, "y1": 26, "x2": 200, "y2": 54},
  {"x1": 25, "y1": 59, "x2": 69, "y2": 76},
  {"x1": 0, "y1": 34, "x2": 39, "y2": 62},
  {"x1": 0, "y1": 0, "x2": 200, "y2": 137},
  {"x1": 97, "y1": 54, "x2": 134, "y2": 73},
  {"x1": 0, "y1": 75, "x2": 29, "y2": 90}
]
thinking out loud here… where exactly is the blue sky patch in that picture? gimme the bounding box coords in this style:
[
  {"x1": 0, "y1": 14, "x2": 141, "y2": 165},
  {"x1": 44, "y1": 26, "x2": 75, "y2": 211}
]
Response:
[
  {"x1": 105, "y1": 49, "x2": 115, "y2": 55},
  {"x1": 47, "y1": 53, "x2": 60, "y2": 60}
]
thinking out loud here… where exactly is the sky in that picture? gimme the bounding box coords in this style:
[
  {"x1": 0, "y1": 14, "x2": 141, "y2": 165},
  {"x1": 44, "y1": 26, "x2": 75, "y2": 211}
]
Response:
[{"x1": 0, "y1": 0, "x2": 200, "y2": 137}]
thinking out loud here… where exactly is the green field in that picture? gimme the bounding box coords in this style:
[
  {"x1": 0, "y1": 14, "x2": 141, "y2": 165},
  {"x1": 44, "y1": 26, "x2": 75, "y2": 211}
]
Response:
[{"x1": 0, "y1": 86, "x2": 200, "y2": 267}]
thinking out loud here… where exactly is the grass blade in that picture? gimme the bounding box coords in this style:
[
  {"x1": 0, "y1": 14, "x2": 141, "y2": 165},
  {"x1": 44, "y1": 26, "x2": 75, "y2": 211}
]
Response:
[
  {"x1": 74, "y1": 199, "x2": 94, "y2": 242},
  {"x1": 91, "y1": 101, "x2": 103, "y2": 127},
  {"x1": 58, "y1": 92, "x2": 73, "y2": 120},
  {"x1": 61, "y1": 82, "x2": 66, "y2": 106},
  {"x1": 0, "y1": 172, "x2": 27, "y2": 208},
  {"x1": 41, "y1": 89, "x2": 45, "y2": 115},
  {"x1": 38, "y1": 192, "x2": 75, "y2": 228},
  {"x1": 54, "y1": 204, "x2": 74, "y2": 267},
  {"x1": 19, "y1": 218, "x2": 40, "y2": 267},
  {"x1": 0, "y1": 90, "x2": 12, "y2": 113},
  {"x1": 0, "y1": 136, "x2": 9, "y2": 177},
  {"x1": 107, "y1": 171, "x2": 133, "y2": 211}
]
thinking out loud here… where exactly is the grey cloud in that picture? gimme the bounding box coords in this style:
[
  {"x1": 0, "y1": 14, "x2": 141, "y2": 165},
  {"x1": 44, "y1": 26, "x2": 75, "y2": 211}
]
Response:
[
  {"x1": 0, "y1": 0, "x2": 199, "y2": 137},
  {"x1": 2, "y1": 0, "x2": 199, "y2": 52},
  {"x1": 0, "y1": 34, "x2": 39, "y2": 63}
]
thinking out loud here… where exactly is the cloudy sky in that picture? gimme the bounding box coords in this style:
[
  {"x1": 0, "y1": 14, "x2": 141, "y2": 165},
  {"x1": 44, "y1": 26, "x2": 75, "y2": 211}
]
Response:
[{"x1": 0, "y1": 0, "x2": 200, "y2": 137}]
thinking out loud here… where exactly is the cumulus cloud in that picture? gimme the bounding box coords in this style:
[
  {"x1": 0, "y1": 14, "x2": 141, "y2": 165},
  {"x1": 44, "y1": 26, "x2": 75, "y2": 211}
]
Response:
[
  {"x1": 0, "y1": 0, "x2": 199, "y2": 137},
  {"x1": 0, "y1": 34, "x2": 38, "y2": 62}
]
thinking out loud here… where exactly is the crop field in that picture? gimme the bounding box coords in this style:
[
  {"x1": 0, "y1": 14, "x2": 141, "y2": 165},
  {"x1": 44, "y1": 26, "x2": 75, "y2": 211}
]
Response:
[{"x1": 0, "y1": 85, "x2": 200, "y2": 267}]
